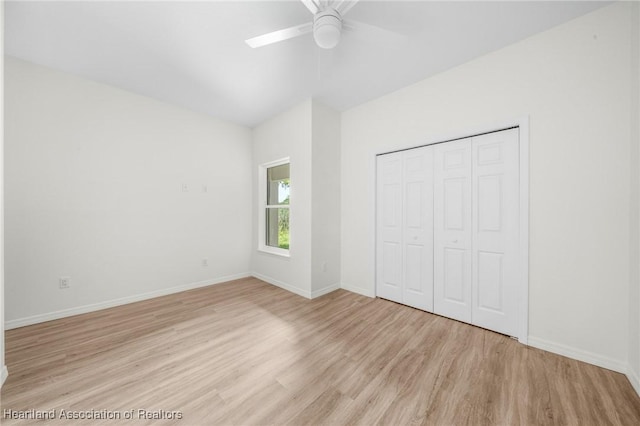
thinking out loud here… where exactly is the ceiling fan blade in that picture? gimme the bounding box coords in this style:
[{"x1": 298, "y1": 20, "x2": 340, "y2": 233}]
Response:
[
  {"x1": 334, "y1": 0, "x2": 360, "y2": 16},
  {"x1": 342, "y1": 19, "x2": 406, "y2": 45},
  {"x1": 300, "y1": 0, "x2": 320, "y2": 15},
  {"x1": 245, "y1": 22, "x2": 313, "y2": 48}
]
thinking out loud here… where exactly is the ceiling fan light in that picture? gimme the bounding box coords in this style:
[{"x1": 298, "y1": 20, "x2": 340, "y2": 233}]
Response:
[{"x1": 313, "y1": 10, "x2": 342, "y2": 49}]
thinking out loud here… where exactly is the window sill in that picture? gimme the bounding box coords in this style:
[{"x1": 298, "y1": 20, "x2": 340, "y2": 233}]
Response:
[{"x1": 258, "y1": 246, "x2": 291, "y2": 258}]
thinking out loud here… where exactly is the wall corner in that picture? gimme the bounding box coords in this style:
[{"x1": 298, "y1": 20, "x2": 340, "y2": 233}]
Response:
[
  {"x1": 628, "y1": 0, "x2": 640, "y2": 398},
  {"x1": 1, "y1": 0, "x2": 7, "y2": 389}
]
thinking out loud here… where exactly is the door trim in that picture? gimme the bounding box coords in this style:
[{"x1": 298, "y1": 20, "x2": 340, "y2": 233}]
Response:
[
  {"x1": 374, "y1": 116, "x2": 530, "y2": 345},
  {"x1": 517, "y1": 118, "x2": 530, "y2": 345}
]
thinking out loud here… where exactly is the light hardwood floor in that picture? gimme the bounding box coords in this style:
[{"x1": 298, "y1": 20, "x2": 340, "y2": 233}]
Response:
[{"x1": 2, "y1": 277, "x2": 640, "y2": 425}]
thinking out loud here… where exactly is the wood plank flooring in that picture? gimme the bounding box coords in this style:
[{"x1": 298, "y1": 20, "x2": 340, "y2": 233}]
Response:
[{"x1": 2, "y1": 277, "x2": 640, "y2": 425}]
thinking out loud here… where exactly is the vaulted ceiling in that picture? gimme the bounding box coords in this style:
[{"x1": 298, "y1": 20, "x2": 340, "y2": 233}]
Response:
[{"x1": 5, "y1": 1, "x2": 609, "y2": 127}]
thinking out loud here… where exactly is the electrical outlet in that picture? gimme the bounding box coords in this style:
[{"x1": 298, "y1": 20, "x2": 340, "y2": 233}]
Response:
[
  {"x1": 59, "y1": 277, "x2": 70, "y2": 289},
  {"x1": 202, "y1": 184, "x2": 208, "y2": 193},
  {"x1": 181, "y1": 184, "x2": 189, "y2": 192},
  {"x1": 202, "y1": 258, "x2": 208, "y2": 267}
]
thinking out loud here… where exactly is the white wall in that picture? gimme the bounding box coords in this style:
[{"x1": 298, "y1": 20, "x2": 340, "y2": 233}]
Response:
[
  {"x1": 630, "y1": 0, "x2": 640, "y2": 396},
  {"x1": 311, "y1": 100, "x2": 341, "y2": 296},
  {"x1": 1, "y1": 0, "x2": 7, "y2": 387},
  {"x1": 341, "y1": 2, "x2": 634, "y2": 372},
  {"x1": 251, "y1": 100, "x2": 313, "y2": 297},
  {"x1": 4, "y1": 57, "x2": 253, "y2": 328},
  {"x1": 250, "y1": 99, "x2": 341, "y2": 299}
]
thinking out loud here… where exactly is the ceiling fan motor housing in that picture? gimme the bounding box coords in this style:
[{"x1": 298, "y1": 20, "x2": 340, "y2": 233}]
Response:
[{"x1": 313, "y1": 8, "x2": 342, "y2": 49}]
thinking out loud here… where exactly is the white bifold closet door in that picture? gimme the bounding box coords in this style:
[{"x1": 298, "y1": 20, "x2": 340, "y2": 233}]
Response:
[
  {"x1": 433, "y1": 139, "x2": 473, "y2": 324},
  {"x1": 470, "y1": 129, "x2": 519, "y2": 336},
  {"x1": 433, "y1": 129, "x2": 519, "y2": 336},
  {"x1": 377, "y1": 128, "x2": 520, "y2": 337},
  {"x1": 376, "y1": 146, "x2": 434, "y2": 311}
]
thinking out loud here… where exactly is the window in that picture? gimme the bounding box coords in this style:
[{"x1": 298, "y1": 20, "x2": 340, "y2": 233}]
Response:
[{"x1": 259, "y1": 158, "x2": 290, "y2": 256}]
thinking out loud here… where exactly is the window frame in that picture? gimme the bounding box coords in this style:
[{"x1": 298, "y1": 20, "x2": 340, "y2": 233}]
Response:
[{"x1": 258, "y1": 157, "x2": 291, "y2": 257}]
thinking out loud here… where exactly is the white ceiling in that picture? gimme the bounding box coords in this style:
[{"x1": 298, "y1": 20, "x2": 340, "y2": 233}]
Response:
[{"x1": 5, "y1": 0, "x2": 610, "y2": 127}]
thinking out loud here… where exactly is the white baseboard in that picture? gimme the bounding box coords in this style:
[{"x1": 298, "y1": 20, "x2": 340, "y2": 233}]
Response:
[
  {"x1": 528, "y1": 336, "x2": 627, "y2": 374},
  {"x1": 1, "y1": 365, "x2": 8, "y2": 387},
  {"x1": 311, "y1": 283, "x2": 340, "y2": 299},
  {"x1": 251, "y1": 272, "x2": 311, "y2": 299},
  {"x1": 628, "y1": 366, "x2": 640, "y2": 398},
  {"x1": 5, "y1": 272, "x2": 251, "y2": 330},
  {"x1": 340, "y1": 283, "x2": 375, "y2": 298}
]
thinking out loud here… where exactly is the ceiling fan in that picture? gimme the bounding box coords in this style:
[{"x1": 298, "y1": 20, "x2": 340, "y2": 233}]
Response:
[{"x1": 245, "y1": 0, "x2": 401, "y2": 50}]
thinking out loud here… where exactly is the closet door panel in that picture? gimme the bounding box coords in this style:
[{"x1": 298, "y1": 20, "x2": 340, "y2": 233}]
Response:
[
  {"x1": 376, "y1": 152, "x2": 403, "y2": 303},
  {"x1": 376, "y1": 128, "x2": 520, "y2": 337},
  {"x1": 402, "y1": 147, "x2": 434, "y2": 311},
  {"x1": 434, "y1": 139, "x2": 472, "y2": 323},
  {"x1": 472, "y1": 129, "x2": 519, "y2": 336}
]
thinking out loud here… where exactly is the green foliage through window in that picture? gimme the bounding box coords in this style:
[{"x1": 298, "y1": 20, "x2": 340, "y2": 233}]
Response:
[
  {"x1": 277, "y1": 179, "x2": 290, "y2": 249},
  {"x1": 266, "y1": 165, "x2": 290, "y2": 251}
]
